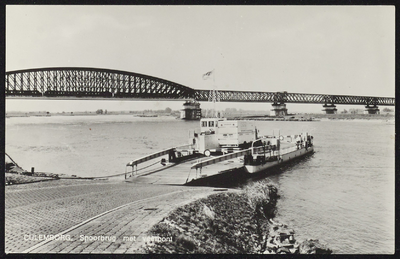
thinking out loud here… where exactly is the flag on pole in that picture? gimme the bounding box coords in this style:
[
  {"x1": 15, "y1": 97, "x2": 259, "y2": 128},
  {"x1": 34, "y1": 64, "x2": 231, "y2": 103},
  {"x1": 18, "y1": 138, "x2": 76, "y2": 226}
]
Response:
[{"x1": 202, "y1": 70, "x2": 214, "y2": 80}]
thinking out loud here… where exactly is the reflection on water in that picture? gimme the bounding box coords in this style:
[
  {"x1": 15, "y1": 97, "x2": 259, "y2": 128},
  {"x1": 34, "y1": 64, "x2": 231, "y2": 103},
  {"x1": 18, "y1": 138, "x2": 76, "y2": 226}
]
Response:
[{"x1": 6, "y1": 115, "x2": 394, "y2": 253}]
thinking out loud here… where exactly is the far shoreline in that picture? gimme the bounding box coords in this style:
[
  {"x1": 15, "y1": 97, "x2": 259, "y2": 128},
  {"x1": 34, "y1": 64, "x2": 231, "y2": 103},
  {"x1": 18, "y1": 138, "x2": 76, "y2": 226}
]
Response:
[{"x1": 5, "y1": 110, "x2": 395, "y2": 121}]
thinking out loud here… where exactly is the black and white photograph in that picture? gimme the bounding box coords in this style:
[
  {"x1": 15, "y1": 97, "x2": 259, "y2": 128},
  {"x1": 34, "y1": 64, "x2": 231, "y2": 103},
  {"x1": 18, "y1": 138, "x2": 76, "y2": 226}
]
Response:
[{"x1": 4, "y1": 5, "x2": 395, "y2": 254}]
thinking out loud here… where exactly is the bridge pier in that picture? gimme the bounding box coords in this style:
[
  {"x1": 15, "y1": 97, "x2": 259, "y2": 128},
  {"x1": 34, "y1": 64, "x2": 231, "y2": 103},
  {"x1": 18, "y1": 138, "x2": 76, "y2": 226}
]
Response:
[
  {"x1": 180, "y1": 101, "x2": 201, "y2": 120},
  {"x1": 322, "y1": 104, "x2": 337, "y2": 114},
  {"x1": 364, "y1": 105, "x2": 380, "y2": 114},
  {"x1": 270, "y1": 102, "x2": 288, "y2": 117}
]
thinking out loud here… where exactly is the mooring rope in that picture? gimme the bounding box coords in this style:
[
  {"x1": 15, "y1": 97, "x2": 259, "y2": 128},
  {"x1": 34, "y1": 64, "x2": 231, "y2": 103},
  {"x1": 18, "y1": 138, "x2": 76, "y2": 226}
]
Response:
[
  {"x1": 5, "y1": 152, "x2": 163, "y2": 180},
  {"x1": 5, "y1": 152, "x2": 23, "y2": 169},
  {"x1": 56, "y1": 160, "x2": 162, "y2": 179}
]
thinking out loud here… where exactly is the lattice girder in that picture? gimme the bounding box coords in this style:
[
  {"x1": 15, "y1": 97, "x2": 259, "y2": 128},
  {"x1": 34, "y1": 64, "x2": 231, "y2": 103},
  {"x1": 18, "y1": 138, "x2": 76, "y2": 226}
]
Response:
[
  {"x1": 5, "y1": 67, "x2": 395, "y2": 106},
  {"x1": 5, "y1": 67, "x2": 196, "y2": 99}
]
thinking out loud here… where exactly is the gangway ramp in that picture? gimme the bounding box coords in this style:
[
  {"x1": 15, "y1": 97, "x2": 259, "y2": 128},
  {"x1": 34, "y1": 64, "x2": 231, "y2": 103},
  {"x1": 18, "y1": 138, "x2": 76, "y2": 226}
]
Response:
[
  {"x1": 125, "y1": 149, "x2": 253, "y2": 185},
  {"x1": 126, "y1": 158, "x2": 198, "y2": 185}
]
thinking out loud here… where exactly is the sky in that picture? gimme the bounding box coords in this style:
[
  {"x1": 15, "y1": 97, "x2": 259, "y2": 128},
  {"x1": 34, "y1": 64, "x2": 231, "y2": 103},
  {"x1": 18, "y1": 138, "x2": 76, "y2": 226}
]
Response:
[{"x1": 5, "y1": 5, "x2": 395, "y2": 113}]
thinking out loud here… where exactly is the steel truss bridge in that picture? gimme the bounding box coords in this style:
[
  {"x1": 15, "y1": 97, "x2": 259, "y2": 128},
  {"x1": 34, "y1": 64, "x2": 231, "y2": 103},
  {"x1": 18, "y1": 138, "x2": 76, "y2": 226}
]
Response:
[{"x1": 5, "y1": 67, "x2": 395, "y2": 107}]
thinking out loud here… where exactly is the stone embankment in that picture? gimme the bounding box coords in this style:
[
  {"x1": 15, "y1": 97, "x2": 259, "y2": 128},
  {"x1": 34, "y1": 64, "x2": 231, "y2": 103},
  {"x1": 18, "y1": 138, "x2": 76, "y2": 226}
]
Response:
[
  {"x1": 139, "y1": 180, "x2": 331, "y2": 254},
  {"x1": 265, "y1": 220, "x2": 331, "y2": 254}
]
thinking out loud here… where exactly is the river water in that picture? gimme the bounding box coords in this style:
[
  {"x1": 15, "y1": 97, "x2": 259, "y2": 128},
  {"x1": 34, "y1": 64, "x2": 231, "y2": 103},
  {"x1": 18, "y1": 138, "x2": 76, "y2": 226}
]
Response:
[{"x1": 5, "y1": 115, "x2": 394, "y2": 253}]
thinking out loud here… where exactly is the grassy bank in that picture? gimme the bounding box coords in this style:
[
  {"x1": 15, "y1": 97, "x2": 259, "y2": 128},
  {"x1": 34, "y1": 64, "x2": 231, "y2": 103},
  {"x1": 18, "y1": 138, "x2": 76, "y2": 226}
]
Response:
[
  {"x1": 5, "y1": 172, "x2": 56, "y2": 185},
  {"x1": 140, "y1": 180, "x2": 331, "y2": 254}
]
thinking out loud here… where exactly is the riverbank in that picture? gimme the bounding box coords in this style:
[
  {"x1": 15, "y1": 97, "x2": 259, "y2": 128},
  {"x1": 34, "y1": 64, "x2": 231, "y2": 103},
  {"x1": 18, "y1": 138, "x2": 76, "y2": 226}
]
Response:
[
  {"x1": 139, "y1": 180, "x2": 332, "y2": 254},
  {"x1": 5, "y1": 110, "x2": 179, "y2": 118},
  {"x1": 3, "y1": 154, "x2": 329, "y2": 254},
  {"x1": 6, "y1": 110, "x2": 394, "y2": 120},
  {"x1": 233, "y1": 113, "x2": 394, "y2": 121},
  {"x1": 5, "y1": 152, "x2": 117, "y2": 185},
  {"x1": 5, "y1": 160, "x2": 74, "y2": 185},
  {"x1": 5, "y1": 172, "x2": 56, "y2": 185},
  {"x1": 5, "y1": 176, "x2": 331, "y2": 254}
]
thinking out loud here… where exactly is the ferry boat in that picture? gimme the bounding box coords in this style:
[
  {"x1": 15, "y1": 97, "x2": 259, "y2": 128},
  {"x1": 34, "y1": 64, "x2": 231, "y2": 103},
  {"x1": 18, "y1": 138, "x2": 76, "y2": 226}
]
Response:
[
  {"x1": 125, "y1": 117, "x2": 314, "y2": 184},
  {"x1": 190, "y1": 117, "x2": 314, "y2": 174}
]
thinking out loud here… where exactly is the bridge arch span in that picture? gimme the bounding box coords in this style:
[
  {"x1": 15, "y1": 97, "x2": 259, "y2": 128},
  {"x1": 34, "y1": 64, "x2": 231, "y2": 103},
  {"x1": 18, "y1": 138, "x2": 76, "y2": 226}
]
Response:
[
  {"x1": 5, "y1": 67, "x2": 196, "y2": 99},
  {"x1": 5, "y1": 67, "x2": 394, "y2": 110}
]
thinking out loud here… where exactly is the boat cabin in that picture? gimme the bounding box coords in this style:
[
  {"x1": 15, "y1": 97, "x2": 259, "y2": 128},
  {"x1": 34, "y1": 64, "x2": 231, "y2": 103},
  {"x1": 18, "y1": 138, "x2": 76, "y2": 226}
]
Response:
[
  {"x1": 192, "y1": 118, "x2": 257, "y2": 156},
  {"x1": 200, "y1": 118, "x2": 224, "y2": 134}
]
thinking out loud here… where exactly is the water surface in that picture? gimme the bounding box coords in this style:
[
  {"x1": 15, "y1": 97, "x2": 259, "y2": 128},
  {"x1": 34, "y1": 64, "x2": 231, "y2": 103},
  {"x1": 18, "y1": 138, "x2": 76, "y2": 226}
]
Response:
[{"x1": 5, "y1": 115, "x2": 394, "y2": 253}]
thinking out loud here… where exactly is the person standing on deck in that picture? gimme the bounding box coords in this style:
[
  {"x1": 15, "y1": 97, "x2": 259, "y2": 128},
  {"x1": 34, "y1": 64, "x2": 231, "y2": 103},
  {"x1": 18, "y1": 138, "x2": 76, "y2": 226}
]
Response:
[{"x1": 295, "y1": 135, "x2": 301, "y2": 149}]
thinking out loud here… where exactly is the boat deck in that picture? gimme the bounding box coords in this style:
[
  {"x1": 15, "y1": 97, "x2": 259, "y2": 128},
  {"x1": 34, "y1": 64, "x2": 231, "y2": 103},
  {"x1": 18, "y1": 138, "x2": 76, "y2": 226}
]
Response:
[
  {"x1": 125, "y1": 156, "x2": 244, "y2": 185},
  {"x1": 125, "y1": 141, "x2": 299, "y2": 185}
]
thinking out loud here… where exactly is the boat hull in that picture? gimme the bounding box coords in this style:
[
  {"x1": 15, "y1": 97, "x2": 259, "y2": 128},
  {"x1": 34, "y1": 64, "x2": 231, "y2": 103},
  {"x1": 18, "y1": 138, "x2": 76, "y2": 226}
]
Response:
[{"x1": 244, "y1": 146, "x2": 314, "y2": 174}]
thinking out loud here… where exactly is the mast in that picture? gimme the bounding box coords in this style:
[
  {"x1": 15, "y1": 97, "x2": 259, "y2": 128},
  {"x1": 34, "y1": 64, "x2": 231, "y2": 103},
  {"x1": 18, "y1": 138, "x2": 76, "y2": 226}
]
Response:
[
  {"x1": 212, "y1": 69, "x2": 217, "y2": 118},
  {"x1": 203, "y1": 69, "x2": 220, "y2": 118}
]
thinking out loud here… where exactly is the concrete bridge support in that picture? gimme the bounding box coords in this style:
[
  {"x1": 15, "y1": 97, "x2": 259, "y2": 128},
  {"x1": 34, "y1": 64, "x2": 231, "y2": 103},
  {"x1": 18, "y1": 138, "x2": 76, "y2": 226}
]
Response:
[
  {"x1": 364, "y1": 105, "x2": 380, "y2": 114},
  {"x1": 322, "y1": 104, "x2": 337, "y2": 114},
  {"x1": 270, "y1": 102, "x2": 288, "y2": 117},
  {"x1": 180, "y1": 101, "x2": 201, "y2": 120}
]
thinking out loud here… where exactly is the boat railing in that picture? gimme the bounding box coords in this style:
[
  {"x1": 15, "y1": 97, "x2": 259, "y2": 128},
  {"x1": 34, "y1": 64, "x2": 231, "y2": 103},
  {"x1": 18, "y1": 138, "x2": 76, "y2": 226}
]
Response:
[
  {"x1": 126, "y1": 143, "x2": 194, "y2": 167},
  {"x1": 175, "y1": 144, "x2": 195, "y2": 152},
  {"x1": 125, "y1": 144, "x2": 196, "y2": 179},
  {"x1": 280, "y1": 145, "x2": 298, "y2": 155},
  {"x1": 126, "y1": 148, "x2": 175, "y2": 167},
  {"x1": 252, "y1": 145, "x2": 297, "y2": 157}
]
